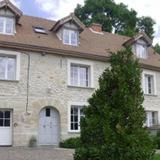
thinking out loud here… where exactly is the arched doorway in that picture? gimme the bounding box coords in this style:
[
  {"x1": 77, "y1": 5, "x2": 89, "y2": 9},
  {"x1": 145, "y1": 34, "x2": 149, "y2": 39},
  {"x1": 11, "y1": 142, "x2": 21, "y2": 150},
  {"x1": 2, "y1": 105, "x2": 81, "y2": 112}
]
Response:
[{"x1": 38, "y1": 107, "x2": 60, "y2": 146}]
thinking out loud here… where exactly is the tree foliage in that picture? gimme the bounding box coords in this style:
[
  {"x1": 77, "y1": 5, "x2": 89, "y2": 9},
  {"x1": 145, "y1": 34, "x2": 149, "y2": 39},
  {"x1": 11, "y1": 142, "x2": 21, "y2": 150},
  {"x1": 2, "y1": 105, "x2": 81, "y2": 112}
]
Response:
[
  {"x1": 137, "y1": 16, "x2": 155, "y2": 39},
  {"x1": 74, "y1": 0, "x2": 155, "y2": 38},
  {"x1": 154, "y1": 43, "x2": 160, "y2": 54},
  {"x1": 74, "y1": 48, "x2": 154, "y2": 160}
]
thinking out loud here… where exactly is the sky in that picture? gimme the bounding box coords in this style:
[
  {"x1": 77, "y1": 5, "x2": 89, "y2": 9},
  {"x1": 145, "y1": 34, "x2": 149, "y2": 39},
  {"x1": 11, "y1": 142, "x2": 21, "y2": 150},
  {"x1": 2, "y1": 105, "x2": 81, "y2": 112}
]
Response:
[{"x1": 8, "y1": 0, "x2": 160, "y2": 45}]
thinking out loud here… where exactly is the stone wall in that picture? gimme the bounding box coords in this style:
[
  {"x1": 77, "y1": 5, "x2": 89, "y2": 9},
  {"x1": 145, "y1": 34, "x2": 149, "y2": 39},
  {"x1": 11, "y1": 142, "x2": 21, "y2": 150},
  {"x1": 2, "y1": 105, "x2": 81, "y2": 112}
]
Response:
[{"x1": 0, "y1": 50, "x2": 159, "y2": 146}]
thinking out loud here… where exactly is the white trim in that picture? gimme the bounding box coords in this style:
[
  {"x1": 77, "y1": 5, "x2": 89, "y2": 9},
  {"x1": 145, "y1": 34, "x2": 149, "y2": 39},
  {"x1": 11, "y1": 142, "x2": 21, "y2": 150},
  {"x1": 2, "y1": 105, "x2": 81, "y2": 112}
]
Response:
[
  {"x1": 0, "y1": 50, "x2": 20, "y2": 81},
  {"x1": 89, "y1": 28, "x2": 104, "y2": 35},
  {"x1": 68, "y1": 101, "x2": 88, "y2": 133},
  {"x1": 67, "y1": 59, "x2": 94, "y2": 88},
  {"x1": 142, "y1": 70, "x2": 157, "y2": 96},
  {"x1": 0, "y1": 17, "x2": 15, "y2": 35}
]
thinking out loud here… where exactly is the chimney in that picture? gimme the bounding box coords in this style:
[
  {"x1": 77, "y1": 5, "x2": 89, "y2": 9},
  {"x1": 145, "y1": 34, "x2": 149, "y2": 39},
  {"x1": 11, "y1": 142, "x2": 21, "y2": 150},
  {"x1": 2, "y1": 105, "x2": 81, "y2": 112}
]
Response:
[{"x1": 90, "y1": 23, "x2": 102, "y2": 33}]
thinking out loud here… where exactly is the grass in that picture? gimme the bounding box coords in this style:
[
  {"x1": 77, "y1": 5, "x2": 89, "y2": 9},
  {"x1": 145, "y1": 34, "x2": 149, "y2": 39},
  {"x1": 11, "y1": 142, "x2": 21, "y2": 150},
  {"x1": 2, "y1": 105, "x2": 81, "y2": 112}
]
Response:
[{"x1": 154, "y1": 154, "x2": 160, "y2": 160}]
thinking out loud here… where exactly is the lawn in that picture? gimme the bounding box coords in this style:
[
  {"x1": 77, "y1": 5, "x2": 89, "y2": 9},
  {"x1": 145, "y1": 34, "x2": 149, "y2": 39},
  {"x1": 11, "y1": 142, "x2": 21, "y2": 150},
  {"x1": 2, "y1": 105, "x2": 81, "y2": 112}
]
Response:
[{"x1": 154, "y1": 154, "x2": 160, "y2": 160}]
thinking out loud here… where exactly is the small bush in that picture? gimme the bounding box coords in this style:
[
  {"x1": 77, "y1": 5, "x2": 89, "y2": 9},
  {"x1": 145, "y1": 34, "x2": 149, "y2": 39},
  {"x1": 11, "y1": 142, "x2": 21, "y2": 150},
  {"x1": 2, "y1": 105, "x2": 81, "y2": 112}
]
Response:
[
  {"x1": 153, "y1": 131, "x2": 160, "y2": 149},
  {"x1": 60, "y1": 137, "x2": 81, "y2": 149},
  {"x1": 28, "y1": 136, "x2": 37, "y2": 147}
]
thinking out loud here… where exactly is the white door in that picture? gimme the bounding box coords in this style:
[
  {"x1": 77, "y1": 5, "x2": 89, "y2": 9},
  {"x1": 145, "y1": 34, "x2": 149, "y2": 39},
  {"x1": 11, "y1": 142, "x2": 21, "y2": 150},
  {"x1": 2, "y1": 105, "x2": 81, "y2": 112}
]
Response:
[
  {"x1": 38, "y1": 107, "x2": 60, "y2": 145},
  {"x1": 0, "y1": 110, "x2": 12, "y2": 146}
]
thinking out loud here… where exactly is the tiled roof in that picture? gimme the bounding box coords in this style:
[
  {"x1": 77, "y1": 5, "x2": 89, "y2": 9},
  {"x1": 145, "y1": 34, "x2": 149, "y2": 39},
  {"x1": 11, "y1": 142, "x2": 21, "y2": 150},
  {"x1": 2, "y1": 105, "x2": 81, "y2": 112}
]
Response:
[{"x1": 0, "y1": 15, "x2": 159, "y2": 70}]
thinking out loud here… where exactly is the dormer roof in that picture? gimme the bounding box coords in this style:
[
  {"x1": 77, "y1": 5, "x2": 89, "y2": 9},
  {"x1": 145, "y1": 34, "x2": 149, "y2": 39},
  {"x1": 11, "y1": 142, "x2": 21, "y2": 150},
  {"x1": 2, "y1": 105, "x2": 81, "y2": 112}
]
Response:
[
  {"x1": 123, "y1": 32, "x2": 152, "y2": 47},
  {"x1": 0, "y1": 0, "x2": 22, "y2": 20},
  {"x1": 51, "y1": 13, "x2": 85, "y2": 33}
]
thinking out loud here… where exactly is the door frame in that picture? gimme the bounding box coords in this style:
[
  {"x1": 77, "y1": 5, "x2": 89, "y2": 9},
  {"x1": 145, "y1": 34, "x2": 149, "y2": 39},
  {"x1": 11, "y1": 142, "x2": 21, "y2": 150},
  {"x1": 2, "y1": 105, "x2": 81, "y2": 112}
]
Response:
[{"x1": 0, "y1": 108, "x2": 13, "y2": 146}]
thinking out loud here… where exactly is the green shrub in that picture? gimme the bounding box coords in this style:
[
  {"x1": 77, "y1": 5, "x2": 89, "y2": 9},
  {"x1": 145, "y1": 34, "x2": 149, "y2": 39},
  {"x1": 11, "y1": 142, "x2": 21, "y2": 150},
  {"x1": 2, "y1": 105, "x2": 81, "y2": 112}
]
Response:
[
  {"x1": 153, "y1": 131, "x2": 160, "y2": 149},
  {"x1": 60, "y1": 137, "x2": 81, "y2": 149}
]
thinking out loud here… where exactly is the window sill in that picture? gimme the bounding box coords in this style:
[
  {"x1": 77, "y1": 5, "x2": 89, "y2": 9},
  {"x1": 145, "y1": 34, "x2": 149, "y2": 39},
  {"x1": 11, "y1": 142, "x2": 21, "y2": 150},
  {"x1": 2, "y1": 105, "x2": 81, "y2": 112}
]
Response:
[
  {"x1": 0, "y1": 79, "x2": 19, "y2": 82},
  {"x1": 144, "y1": 94, "x2": 158, "y2": 97},
  {"x1": 68, "y1": 85, "x2": 94, "y2": 90},
  {"x1": 68, "y1": 130, "x2": 80, "y2": 134}
]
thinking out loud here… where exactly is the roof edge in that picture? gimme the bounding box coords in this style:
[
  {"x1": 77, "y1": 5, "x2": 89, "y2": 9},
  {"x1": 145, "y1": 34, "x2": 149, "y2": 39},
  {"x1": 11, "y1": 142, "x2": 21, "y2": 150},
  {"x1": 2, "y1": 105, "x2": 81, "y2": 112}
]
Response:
[
  {"x1": 51, "y1": 13, "x2": 85, "y2": 33},
  {"x1": 123, "y1": 32, "x2": 152, "y2": 47},
  {"x1": 0, "y1": 0, "x2": 23, "y2": 19}
]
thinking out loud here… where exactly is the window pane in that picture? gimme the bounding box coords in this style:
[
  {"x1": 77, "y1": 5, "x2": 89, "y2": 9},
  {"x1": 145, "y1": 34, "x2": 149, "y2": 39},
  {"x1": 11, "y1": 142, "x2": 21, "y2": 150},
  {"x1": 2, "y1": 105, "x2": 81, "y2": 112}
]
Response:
[
  {"x1": 71, "y1": 123, "x2": 74, "y2": 130},
  {"x1": 0, "y1": 17, "x2": 4, "y2": 33},
  {"x1": 5, "y1": 18, "x2": 13, "y2": 34},
  {"x1": 5, "y1": 111, "x2": 10, "y2": 118},
  {"x1": 71, "y1": 65, "x2": 78, "y2": 86},
  {"x1": 71, "y1": 31, "x2": 77, "y2": 46},
  {"x1": 4, "y1": 119, "x2": 10, "y2": 126},
  {"x1": 7, "y1": 57, "x2": 16, "y2": 80},
  {"x1": 0, "y1": 119, "x2": 3, "y2": 126},
  {"x1": 46, "y1": 108, "x2": 50, "y2": 117},
  {"x1": 0, "y1": 57, "x2": 6, "y2": 79},
  {"x1": 70, "y1": 106, "x2": 84, "y2": 131},
  {"x1": 146, "y1": 111, "x2": 158, "y2": 127},
  {"x1": 0, "y1": 111, "x2": 3, "y2": 118},
  {"x1": 74, "y1": 123, "x2": 78, "y2": 130},
  {"x1": 136, "y1": 44, "x2": 147, "y2": 59},
  {"x1": 70, "y1": 106, "x2": 79, "y2": 130},
  {"x1": 63, "y1": 29, "x2": 69, "y2": 44},
  {"x1": 73, "y1": 107, "x2": 78, "y2": 115},
  {"x1": 145, "y1": 74, "x2": 154, "y2": 94},
  {"x1": 79, "y1": 66, "x2": 89, "y2": 87}
]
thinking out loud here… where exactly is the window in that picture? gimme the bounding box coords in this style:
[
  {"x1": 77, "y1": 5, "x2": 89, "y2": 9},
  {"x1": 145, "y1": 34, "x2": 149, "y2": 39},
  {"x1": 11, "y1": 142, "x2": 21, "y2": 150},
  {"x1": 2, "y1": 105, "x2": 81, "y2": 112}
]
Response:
[
  {"x1": 33, "y1": 26, "x2": 47, "y2": 34},
  {"x1": 145, "y1": 111, "x2": 158, "y2": 127},
  {"x1": 70, "y1": 63, "x2": 90, "y2": 87},
  {"x1": 70, "y1": 105, "x2": 84, "y2": 131},
  {"x1": 135, "y1": 44, "x2": 148, "y2": 59},
  {"x1": 63, "y1": 29, "x2": 78, "y2": 46},
  {"x1": 46, "y1": 108, "x2": 50, "y2": 117},
  {"x1": 143, "y1": 74, "x2": 154, "y2": 95},
  {"x1": 0, "y1": 111, "x2": 11, "y2": 127},
  {"x1": 0, "y1": 55, "x2": 16, "y2": 80},
  {"x1": 0, "y1": 17, "x2": 14, "y2": 35}
]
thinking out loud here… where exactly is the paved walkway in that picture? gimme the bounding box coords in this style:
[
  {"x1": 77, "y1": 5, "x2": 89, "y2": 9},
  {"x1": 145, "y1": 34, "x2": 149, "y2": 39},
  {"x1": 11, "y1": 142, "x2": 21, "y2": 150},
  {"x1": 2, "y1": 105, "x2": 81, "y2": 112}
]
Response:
[{"x1": 0, "y1": 147, "x2": 74, "y2": 160}]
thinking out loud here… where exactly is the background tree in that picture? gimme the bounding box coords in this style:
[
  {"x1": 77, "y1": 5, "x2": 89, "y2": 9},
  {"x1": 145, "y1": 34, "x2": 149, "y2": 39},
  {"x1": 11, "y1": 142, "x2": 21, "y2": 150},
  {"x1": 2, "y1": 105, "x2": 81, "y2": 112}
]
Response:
[
  {"x1": 74, "y1": 48, "x2": 154, "y2": 160},
  {"x1": 74, "y1": 0, "x2": 155, "y2": 38},
  {"x1": 154, "y1": 43, "x2": 160, "y2": 54},
  {"x1": 137, "y1": 16, "x2": 155, "y2": 39}
]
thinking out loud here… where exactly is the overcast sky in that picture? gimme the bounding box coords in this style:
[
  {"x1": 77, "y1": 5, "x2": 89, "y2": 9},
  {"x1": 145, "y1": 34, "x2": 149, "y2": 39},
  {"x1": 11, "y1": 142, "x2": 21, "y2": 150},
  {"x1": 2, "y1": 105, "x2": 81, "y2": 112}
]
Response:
[{"x1": 10, "y1": 0, "x2": 160, "y2": 45}]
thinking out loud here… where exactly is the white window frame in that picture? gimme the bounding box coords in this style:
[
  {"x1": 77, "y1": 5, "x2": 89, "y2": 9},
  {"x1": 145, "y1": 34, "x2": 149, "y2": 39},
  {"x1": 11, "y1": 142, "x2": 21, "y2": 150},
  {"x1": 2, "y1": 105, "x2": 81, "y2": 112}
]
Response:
[
  {"x1": 142, "y1": 70, "x2": 156, "y2": 95},
  {"x1": 0, "y1": 50, "x2": 20, "y2": 81},
  {"x1": 63, "y1": 29, "x2": 78, "y2": 46},
  {"x1": 145, "y1": 111, "x2": 158, "y2": 127},
  {"x1": 68, "y1": 59, "x2": 94, "y2": 88},
  {"x1": 0, "y1": 17, "x2": 15, "y2": 35},
  {"x1": 68, "y1": 102, "x2": 87, "y2": 133}
]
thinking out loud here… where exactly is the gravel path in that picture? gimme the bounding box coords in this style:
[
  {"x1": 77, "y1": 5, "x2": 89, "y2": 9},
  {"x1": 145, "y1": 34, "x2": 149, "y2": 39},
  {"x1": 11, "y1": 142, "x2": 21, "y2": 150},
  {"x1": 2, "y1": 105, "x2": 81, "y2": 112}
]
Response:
[{"x1": 0, "y1": 147, "x2": 74, "y2": 160}]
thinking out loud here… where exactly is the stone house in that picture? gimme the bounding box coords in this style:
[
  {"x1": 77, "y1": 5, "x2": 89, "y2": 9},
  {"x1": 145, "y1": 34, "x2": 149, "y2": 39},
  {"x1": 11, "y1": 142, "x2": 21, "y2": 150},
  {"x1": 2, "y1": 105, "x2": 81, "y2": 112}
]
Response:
[{"x1": 0, "y1": 0, "x2": 160, "y2": 146}]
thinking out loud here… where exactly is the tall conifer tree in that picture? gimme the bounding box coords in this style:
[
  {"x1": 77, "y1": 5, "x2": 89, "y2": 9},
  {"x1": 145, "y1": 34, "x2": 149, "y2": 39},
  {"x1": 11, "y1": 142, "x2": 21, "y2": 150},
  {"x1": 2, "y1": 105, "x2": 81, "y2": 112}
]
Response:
[{"x1": 74, "y1": 48, "x2": 154, "y2": 160}]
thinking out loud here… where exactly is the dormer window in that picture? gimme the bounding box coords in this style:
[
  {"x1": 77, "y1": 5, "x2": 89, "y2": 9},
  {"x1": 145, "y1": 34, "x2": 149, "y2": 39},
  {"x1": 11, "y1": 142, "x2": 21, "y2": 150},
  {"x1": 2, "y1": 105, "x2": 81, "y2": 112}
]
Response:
[
  {"x1": 132, "y1": 40, "x2": 148, "y2": 59},
  {"x1": 63, "y1": 29, "x2": 78, "y2": 46},
  {"x1": 0, "y1": 17, "x2": 14, "y2": 35},
  {"x1": 135, "y1": 43, "x2": 147, "y2": 59}
]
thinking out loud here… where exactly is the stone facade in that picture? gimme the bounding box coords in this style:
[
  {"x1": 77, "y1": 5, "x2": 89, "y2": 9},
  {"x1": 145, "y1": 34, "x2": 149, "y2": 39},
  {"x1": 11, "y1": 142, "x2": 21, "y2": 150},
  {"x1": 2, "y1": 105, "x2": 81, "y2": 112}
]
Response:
[
  {"x1": 0, "y1": 50, "x2": 107, "y2": 146},
  {"x1": 0, "y1": 49, "x2": 160, "y2": 146}
]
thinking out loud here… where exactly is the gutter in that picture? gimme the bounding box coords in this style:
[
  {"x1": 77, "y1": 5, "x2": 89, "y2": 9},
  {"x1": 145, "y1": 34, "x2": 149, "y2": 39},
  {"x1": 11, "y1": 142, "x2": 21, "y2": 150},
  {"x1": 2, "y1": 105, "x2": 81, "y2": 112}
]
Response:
[
  {"x1": 0, "y1": 40, "x2": 160, "y2": 71},
  {"x1": 0, "y1": 40, "x2": 110, "y2": 62}
]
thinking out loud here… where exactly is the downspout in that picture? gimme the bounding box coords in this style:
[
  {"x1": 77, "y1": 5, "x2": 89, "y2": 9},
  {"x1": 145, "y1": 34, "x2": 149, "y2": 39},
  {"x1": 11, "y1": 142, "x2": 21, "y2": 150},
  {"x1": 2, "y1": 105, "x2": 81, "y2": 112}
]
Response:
[{"x1": 23, "y1": 52, "x2": 30, "y2": 115}]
